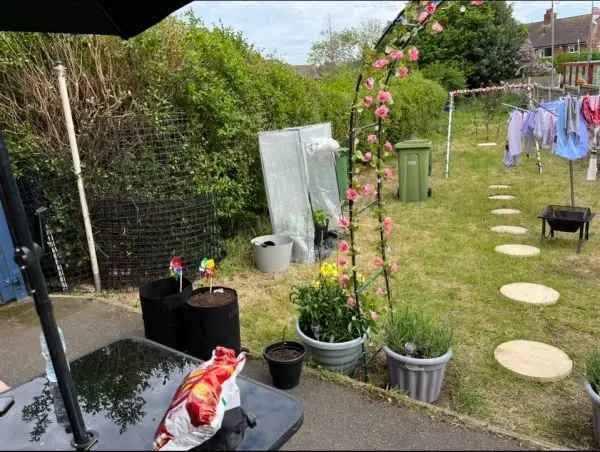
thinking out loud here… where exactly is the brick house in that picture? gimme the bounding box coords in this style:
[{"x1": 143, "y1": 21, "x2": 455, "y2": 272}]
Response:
[{"x1": 526, "y1": 9, "x2": 600, "y2": 58}]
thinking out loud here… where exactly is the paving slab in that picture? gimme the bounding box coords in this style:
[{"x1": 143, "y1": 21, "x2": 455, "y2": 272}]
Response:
[
  {"x1": 495, "y1": 244, "x2": 540, "y2": 257},
  {"x1": 489, "y1": 195, "x2": 515, "y2": 200},
  {"x1": 494, "y1": 340, "x2": 572, "y2": 383},
  {"x1": 491, "y1": 226, "x2": 528, "y2": 235},
  {"x1": 491, "y1": 208, "x2": 521, "y2": 215},
  {"x1": 489, "y1": 185, "x2": 511, "y2": 190},
  {"x1": 500, "y1": 283, "x2": 560, "y2": 305},
  {"x1": 0, "y1": 297, "x2": 531, "y2": 450}
]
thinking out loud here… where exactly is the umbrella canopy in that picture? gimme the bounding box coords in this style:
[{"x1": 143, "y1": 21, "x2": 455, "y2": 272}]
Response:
[{"x1": 0, "y1": 0, "x2": 190, "y2": 38}]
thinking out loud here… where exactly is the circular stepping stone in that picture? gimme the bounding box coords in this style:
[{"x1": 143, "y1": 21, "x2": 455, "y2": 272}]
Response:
[
  {"x1": 500, "y1": 282, "x2": 560, "y2": 305},
  {"x1": 489, "y1": 184, "x2": 510, "y2": 190},
  {"x1": 495, "y1": 244, "x2": 540, "y2": 257},
  {"x1": 489, "y1": 195, "x2": 515, "y2": 200},
  {"x1": 491, "y1": 225, "x2": 528, "y2": 235},
  {"x1": 491, "y1": 208, "x2": 520, "y2": 215},
  {"x1": 494, "y1": 340, "x2": 572, "y2": 382}
]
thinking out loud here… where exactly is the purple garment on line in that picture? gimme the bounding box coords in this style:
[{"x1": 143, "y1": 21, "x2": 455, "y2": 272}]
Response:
[{"x1": 505, "y1": 110, "x2": 523, "y2": 167}]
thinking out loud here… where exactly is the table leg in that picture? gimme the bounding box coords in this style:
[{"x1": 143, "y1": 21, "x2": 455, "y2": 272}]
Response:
[{"x1": 541, "y1": 219, "x2": 546, "y2": 241}]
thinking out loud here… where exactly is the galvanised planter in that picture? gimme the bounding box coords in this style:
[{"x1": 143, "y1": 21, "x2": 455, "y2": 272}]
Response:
[
  {"x1": 384, "y1": 345, "x2": 453, "y2": 403},
  {"x1": 296, "y1": 320, "x2": 364, "y2": 374},
  {"x1": 585, "y1": 382, "x2": 600, "y2": 448}
]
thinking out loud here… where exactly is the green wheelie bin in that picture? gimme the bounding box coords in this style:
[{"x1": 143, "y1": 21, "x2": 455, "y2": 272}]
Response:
[{"x1": 395, "y1": 139, "x2": 432, "y2": 202}]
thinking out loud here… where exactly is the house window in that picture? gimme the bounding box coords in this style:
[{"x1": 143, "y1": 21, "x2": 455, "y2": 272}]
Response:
[
  {"x1": 568, "y1": 45, "x2": 577, "y2": 53},
  {"x1": 543, "y1": 47, "x2": 552, "y2": 57}
]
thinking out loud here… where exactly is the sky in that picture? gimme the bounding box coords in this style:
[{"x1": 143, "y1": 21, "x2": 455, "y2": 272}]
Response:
[{"x1": 176, "y1": 1, "x2": 598, "y2": 65}]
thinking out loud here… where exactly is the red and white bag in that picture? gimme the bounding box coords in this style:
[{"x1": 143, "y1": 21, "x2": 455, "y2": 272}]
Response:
[{"x1": 154, "y1": 347, "x2": 246, "y2": 451}]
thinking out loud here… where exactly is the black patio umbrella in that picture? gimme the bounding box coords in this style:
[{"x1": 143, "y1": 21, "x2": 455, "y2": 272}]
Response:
[{"x1": 0, "y1": 1, "x2": 192, "y2": 449}]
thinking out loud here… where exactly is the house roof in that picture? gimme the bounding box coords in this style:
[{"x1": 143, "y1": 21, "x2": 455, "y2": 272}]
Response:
[{"x1": 527, "y1": 14, "x2": 591, "y2": 48}]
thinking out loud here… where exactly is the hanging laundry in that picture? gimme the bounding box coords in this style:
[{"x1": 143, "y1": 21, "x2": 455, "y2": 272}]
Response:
[
  {"x1": 520, "y1": 110, "x2": 536, "y2": 155},
  {"x1": 582, "y1": 95, "x2": 600, "y2": 126},
  {"x1": 534, "y1": 106, "x2": 557, "y2": 150},
  {"x1": 555, "y1": 98, "x2": 589, "y2": 160},
  {"x1": 505, "y1": 110, "x2": 523, "y2": 167}
]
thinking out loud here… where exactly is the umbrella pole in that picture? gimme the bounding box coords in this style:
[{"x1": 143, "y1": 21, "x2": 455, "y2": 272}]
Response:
[
  {"x1": 569, "y1": 160, "x2": 575, "y2": 207},
  {"x1": 0, "y1": 135, "x2": 96, "y2": 450},
  {"x1": 55, "y1": 64, "x2": 101, "y2": 292}
]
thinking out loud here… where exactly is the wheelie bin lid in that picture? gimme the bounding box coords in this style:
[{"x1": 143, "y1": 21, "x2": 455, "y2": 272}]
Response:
[{"x1": 395, "y1": 139, "x2": 432, "y2": 151}]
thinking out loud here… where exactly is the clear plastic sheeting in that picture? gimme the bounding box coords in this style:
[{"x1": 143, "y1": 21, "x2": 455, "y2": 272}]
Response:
[{"x1": 258, "y1": 123, "x2": 342, "y2": 263}]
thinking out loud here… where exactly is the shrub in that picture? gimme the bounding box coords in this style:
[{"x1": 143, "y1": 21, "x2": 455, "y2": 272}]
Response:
[
  {"x1": 587, "y1": 349, "x2": 600, "y2": 393},
  {"x1": 383, "y1": 307, "x2": 452, "y2": 359},
  {"x1": 421, "y1": 62, "x2": 467, "y2": 92}
]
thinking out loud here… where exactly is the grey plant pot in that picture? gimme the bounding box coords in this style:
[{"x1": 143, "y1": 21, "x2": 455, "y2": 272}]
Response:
[
  {"x1": 586, "y1": 382, "x2": 600, "y2": 448},
  {"x1": 296, "y1": 320, "x2": 364, "y2": 374},
  {"x1": 384, "y1": 345, "x2": 453, "y2": 404},
  {"x1": 251, "y1": 234, "x2": 293, "y2": 273}
]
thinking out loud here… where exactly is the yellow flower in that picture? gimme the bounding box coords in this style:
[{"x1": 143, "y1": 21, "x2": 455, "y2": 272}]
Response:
[
  {"x1": 206, "y1": 259, "x2": 216, "y2": 270},
  {"x1": 319, "y1": 263, "x2": 339, "y2": 279}
]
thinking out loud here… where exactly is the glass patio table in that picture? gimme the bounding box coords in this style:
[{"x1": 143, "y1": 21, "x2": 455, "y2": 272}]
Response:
[{"x1": 0, "y1": 338, "x2": 303, "y2": 450}]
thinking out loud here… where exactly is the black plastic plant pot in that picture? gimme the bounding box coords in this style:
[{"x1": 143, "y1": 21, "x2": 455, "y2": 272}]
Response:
[
  {"x1": 263, "y1": 341, "x2": 305, "y2": 390},
  {"x1": 139, "y1": 277, "x2": 192, "y2": 350},
  {"x1": 183, "y1": 287, "x2": 241, "y2": 360}
]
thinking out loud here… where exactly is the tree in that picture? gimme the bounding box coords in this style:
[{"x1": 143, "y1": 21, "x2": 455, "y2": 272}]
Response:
[
  {"x1": 307, "y1": 18, "x2": 385, "y2": 67},
  {"x1": 413, "y1": 0, "x2": 526, "y2": 87}
]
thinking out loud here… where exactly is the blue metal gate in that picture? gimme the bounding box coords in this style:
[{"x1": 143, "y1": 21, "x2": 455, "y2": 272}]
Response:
[{"x1": 0, "y1": 202, "x2": 27, "y2": 303}]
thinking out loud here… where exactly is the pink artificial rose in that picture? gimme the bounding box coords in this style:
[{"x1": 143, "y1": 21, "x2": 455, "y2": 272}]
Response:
[
  {"x1": 470, "y1": 0, "x2": 484, "y2": 5},
  {"x1": 372, "y1": 58, "x2": 389, "y2": 69},
  {"x1": 339, "y1": 273, "x2": 350, "y2": 288},
  {"x1": 338, "y1": 216, "x2": 350, "y2": 230},
  {"x1": 373, "y1": 256, "x2": 385, "y2": 268},
  {"x1": 409, "y1": 47, "x2": 420, "y2": 62},
  {"x1": 346, "y1": 187, "x2": 360, "y2": 202},
  {"x1": 367, "y1": 134, "x2": 378, "y2": 144},
  {"x1": 389, "y1": 49, "x2": 404, "y2": 61},
  {"x1": 370, "y1": 310, "x2": 380, "y2": 321},
  {"x1": 390, "y1": 261, "x2": 400, "y2": 273},
  {"x1": 365, "y1": 77, "x2": 375, "y2": 90},
  {"x1": 426, "y1": 2, "x2": 437, "y2": 14},
  {"x1": 363, "y1": 152, "x2": 373, "y2": 162},
  {"x1": 363, "y1": 96, "x2": 374, "y2": 108},
  {"x1": 339, "y1": 240, "x2": 350, "y2": 253},
  {"x1": 396, "y1": 66, "x2": 410, "y2": 79},
  {"x1": 376, "y1": 287, "x2": 386, "y2": 296},
  {"x1": 374, "y1": 105, "x2": 390, "y2": 120},
  {"x1": 362, "y1": 183, "x2": 375, "y2": 197},
  {"x1": 384, "y1": 167, "x2": 395, "y2": 179},
  {"x1": 418, "y1": 11, "x2": 429, "y2": 23},
  {"x1": 377, "y1": 90, "x2": 393, "y2": 104},
  {"x1": 384, "y1": 141, "x2": 394, "y2": 152},
  {"x1": 337, "y1": 255, "x2": 348, "y2": 268},
  {"x1": 383, "y1": 216, "x2": 394, "y2": 235},
  {"x1": 347, "y1": 296, "x2": 357, "y2": 308},
  {"x1": 432, "y1": 21, "x2": 444, "y2": 33}
]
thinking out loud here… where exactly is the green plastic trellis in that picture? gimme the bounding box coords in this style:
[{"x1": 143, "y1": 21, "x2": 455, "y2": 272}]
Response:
[{"x1": 345, "y1": 1, "x2": 480, "y2": 335}]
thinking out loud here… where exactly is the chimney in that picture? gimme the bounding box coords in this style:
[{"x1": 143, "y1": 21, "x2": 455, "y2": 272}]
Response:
[{"x1": 544, "y1": 8, "x2": 555, "y2": 25}]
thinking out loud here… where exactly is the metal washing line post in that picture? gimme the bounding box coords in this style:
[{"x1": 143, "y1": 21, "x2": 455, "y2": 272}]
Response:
[{"x1": 55, "y1": 63, "x2": 101, "y2": 292}]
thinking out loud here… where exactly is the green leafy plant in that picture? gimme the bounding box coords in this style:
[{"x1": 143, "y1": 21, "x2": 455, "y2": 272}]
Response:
[
  {"x1": 586, "y1": 349, "x2": 600, "y2": 393},
  {"x1": 383, "y1": 307, "x2": 452, "y2": 359},
  {"x1": 313, "y1": 209, "x2": 329, "y2": 227},
  {"x1": 291, "y1": 264, "x2": 377, "y2": 343},
  {"x1": 421, "y1": 62, "x2": 467, "y2": 91}
]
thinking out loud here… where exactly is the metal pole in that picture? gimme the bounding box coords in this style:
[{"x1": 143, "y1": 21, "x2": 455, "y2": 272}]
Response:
[
  {"x1": 444, "y1": 93, "x2": 454, "y2": 178},
  {"x1": 0, "y1": 134, "x2": 96, "y2": 450},
  {"x1": 569, "y1": 160, "x2": 575, "y2": 207},
  {"x1": 55, "y1": 64, "x2": 101, "y2": 292},
  {"x1": 551, "y1": 0, "x2": 555, "y2": 96}
]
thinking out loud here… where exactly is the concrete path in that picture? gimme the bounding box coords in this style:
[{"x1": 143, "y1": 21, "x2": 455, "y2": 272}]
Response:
[{"x1": 0, "y1": 297, "x2": 530, "y2": 450}]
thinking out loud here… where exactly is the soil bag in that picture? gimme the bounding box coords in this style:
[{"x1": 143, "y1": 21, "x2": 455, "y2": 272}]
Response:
[{"x1": 154, "y1": 347, "x2": 246, "y2": 451}]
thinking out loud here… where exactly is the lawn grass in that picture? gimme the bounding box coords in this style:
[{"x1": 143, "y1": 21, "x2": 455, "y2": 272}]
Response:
[{"x1": 100, "y1": 106, "x2": 600, "y2": 448}]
